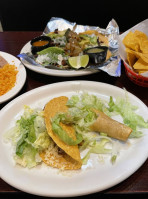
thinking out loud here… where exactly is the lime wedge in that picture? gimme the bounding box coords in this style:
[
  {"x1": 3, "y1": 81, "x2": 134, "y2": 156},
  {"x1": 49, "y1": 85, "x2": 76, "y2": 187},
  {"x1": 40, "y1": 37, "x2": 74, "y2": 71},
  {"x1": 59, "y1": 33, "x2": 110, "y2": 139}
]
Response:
[{"x1": 68, "y1": 55, "x2": 89, "y2": 69}]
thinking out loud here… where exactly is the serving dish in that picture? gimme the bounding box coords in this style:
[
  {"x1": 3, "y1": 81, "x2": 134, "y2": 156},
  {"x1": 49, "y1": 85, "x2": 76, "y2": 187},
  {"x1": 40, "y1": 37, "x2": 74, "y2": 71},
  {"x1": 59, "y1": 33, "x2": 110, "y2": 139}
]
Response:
[
  {"x1": 0, "y1": 51, "x2": 26, "y2": 104},
  {"x1": 20, "y1": 41, "x2": 98, "y2": 77},
  {"x1": 19, "y1": 17, "x2": 120, "y2": 77},
  {"x1": 0, "y1": 81, "x2": 148, "y2": 197}
]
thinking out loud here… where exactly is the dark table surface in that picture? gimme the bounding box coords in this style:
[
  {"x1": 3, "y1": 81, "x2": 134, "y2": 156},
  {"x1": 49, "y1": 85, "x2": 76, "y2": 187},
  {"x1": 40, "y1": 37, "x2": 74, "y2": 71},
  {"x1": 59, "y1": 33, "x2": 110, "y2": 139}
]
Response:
[{"x1": 0, "y1": 32, "x2": 148, "y2": 199}]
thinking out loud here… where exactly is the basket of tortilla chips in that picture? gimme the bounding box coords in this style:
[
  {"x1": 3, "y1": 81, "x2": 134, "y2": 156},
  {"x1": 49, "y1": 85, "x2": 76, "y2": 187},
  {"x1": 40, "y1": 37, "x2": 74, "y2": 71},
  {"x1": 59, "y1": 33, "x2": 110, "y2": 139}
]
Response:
[
  {"x1": 124, "y1": 61, "x2": 148, "y2": 87},
  {"x1": 118, "y1": 19, "x2": 148, "y2": 87}
]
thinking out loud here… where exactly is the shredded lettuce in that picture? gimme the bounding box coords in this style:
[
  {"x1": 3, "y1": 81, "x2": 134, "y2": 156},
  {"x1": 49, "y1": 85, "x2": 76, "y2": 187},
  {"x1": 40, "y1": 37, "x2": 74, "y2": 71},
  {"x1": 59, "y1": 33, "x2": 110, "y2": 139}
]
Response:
[
  {"x1": 66, "y1": 93, "x2": 106, "y2": 134},
  {"x1": 67, "y1": 93, "x2": 106, "y2": 111},
  {"x1": 5, "y1": 106, "x2": 50, "y2": 168},
  {"x1": 108, "y1": 96, "x2": 148, "y2": 138},
  {"x1": 50, "y1": 93, "x2": 106, "y2": 144},
  {"x1": 111, "y1": 155, "x2": 117, "y2": 164},
  {"x1": 82, "y1": 138, "x2": 112, "y2": 165},
  {"x1": 79, "y1": 34, "x2": 98, "y2": 47}
]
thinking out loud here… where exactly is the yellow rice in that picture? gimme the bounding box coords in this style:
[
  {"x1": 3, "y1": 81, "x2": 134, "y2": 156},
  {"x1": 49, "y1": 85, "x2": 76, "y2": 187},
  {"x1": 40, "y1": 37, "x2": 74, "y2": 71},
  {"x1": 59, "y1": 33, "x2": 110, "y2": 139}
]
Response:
[{"x1": 0, "y1": 64, "x2": 18, "y2": 96}]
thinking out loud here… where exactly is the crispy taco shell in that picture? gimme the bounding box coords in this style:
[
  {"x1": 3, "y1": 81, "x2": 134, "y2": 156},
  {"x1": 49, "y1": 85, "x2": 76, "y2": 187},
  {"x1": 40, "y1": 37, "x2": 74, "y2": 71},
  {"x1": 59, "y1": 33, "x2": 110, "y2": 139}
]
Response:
[
  {"x1": 40, "y1": 144, "x2": 82, "y2": 170},
  {"x1": 42, "y1": 96, "x2": 82, "y2": 170}
]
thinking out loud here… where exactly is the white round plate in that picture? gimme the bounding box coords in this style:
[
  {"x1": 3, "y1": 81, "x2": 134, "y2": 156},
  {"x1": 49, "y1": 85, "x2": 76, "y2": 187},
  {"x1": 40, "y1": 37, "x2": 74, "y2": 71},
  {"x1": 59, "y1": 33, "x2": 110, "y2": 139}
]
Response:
[
  {"x1": 0, "y1": 51, "x2": 26, "y2": 104},
  {"x1": 0, "y1": 81, "x2": 148, "y2": 197},
  {"x1": 20, "y1": 41, "x2": 98, "y2": 77}
]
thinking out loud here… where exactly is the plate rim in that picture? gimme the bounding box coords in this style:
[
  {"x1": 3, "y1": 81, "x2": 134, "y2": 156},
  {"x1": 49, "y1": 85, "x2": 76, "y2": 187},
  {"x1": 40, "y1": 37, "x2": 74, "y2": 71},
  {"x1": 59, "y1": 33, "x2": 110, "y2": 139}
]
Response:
[
  {"x1": 0, "y1": 80, "x2": 148, "y2": 197},
  {"x1": 0, "y1": 51, "x2": 26, "y2": 104}
]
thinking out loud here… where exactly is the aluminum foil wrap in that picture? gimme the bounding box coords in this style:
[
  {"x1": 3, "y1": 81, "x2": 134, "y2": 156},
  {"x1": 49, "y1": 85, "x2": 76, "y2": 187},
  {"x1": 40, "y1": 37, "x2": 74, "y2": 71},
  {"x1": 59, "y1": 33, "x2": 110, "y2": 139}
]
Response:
[{"x1": 44, "y1": 17, "x2": 121, "y2": 77}]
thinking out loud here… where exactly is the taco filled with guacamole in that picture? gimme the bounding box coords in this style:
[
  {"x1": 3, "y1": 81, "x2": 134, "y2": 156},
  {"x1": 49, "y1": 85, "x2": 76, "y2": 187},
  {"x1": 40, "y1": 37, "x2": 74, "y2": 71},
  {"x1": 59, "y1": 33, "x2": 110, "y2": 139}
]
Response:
[{"x1": 40, "y1": 96, "x2": 82, "y2": 170}]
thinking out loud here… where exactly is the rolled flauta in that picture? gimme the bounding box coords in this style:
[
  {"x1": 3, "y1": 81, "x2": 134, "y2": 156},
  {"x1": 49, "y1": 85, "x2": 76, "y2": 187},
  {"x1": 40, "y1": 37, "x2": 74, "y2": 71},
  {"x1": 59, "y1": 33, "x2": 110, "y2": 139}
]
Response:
[{"x1": 90, "y1": 111, "x2": 132, "y2": 141}]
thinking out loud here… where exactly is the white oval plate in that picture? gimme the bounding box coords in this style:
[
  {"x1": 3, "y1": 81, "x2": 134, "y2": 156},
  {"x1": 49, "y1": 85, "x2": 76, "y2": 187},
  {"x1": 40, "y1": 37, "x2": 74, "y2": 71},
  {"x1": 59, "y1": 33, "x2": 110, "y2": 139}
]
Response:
[
  {"x1": 20, "y1": 42, "x2": 98, "y2": 77},
  {"x1": 0, "y1": 51, "x2": 26, "y2": 104},
  {"x1": 0, "y1": 81, "x2": 148, "y2": 197}
]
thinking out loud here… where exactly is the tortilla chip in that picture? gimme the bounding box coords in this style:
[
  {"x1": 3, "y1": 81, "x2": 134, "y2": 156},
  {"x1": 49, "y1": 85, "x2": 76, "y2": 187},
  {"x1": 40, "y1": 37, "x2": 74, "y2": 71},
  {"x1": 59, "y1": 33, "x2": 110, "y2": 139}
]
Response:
[
  {"x1": 123, "y1": 31, "x2": 140, "y2": 52},
  {"x1": 106, "y1": 50, "x2": 112, "y2": 60},
  {"x1": 126, "y1": 48, "x2": 148, "y2": 63},
  {"x1": 126, "y1": 50, "x2": 138, "y2": 67},
  {"x1": 139, "y1": 39, "x2": 148, "y2": 53},
  {"x1": 135, "y1": 69, "x2": 148, "y2": 74},
  {"x1": 134, "y1": 30, "x2": 148, "y2": 40},
  {"x1": 133, "y1": 58, "x2": 148, "y2": 70},
  {"x1": 40, "y1": 145, "x2": 82, "y2": 170},
  {"x1": 43, "y1": 96, "x2": 82, "y2": 167}
]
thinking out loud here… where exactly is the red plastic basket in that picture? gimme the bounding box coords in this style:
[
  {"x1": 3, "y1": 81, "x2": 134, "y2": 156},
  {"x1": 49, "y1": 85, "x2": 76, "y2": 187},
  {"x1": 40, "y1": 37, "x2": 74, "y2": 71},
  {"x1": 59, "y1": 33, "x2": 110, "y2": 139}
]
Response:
[{"x1": 124, "y1": 62, "x2": 148, "y2": 87}]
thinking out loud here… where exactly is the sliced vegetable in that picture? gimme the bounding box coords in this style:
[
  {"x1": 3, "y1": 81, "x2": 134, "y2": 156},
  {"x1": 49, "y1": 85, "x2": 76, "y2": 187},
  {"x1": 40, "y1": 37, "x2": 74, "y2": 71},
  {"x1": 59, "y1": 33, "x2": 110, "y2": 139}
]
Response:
[
  {"x1": 51, "y1": 116, "x2": 83, "y2": 145},
  {"x1": 68, "y1": 55, "x2": 89, "y2": 69},
  {"x1": 37, "y1": 46, "x2": 64, "y2": 55}
]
